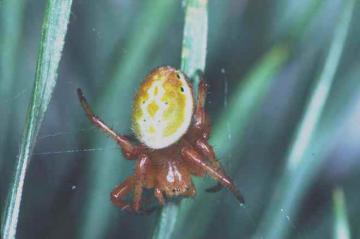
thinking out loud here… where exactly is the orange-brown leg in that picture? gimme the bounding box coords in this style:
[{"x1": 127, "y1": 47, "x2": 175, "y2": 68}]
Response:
[
  {"x1": 181, "y1": 146, "x2": 245, "y2": 204},
  {"x1": 133, "y1": 154, "x2": 152, "y2": 212},
  {"x1": 77, "y1": 89, "x2": 139, "y2": 159},
  {"x1": 196, "y1": 138, "x2": 221, "y2": 169},
  {"x1": 195, "y1": 138, "x2": 224, "y2": 193},
  {"x1": 111, "y1": 176, "x2": 135, "y2": 212},
  {"x1": 193, "y1": 78, "x2": 210, "y2": 138},
  {"x1": 183, "y1": 152, "x2": 206, "y2": 177}
]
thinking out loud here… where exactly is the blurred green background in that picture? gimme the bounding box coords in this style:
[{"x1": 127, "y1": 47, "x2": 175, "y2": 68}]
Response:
[{"x1": 1, "y1": 0, "x2": 359, "y2": 238}]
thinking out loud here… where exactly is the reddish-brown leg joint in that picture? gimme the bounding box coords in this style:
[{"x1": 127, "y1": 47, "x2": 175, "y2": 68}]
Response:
[
  {"x1": 195, "y1": 139, "x2": 218, "y2": 167},
  {"x1": 194, "y1": 79, "x2": 208, "y2": 129},
  {"x1": 132, "y1": 154, "x2": 151, "y2": 212},
  {"x1": 110, "y1": 176, "x2": 134, "y2": 212},
  {"x1": 195, "y1": 138, "x2": 226, "y2": 193}
]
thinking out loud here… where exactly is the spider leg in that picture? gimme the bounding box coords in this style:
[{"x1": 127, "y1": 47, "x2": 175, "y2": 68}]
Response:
[
  {"x1": 77, "y1": 89, "x2": 139, "y2": 159},
  {"x1": 193, "y1": 75, "x2": 210, "y2": 137},
  {"x1": 195, "y1": 138, "x2": 221, "y2": 169},
  {"x1": 133, "y1": 154, "x2": 151, "y2": 212},
  {"x1": 111, "y1": 175, "x2": 156, "y2": 214},
  {"x1": 181, "y1": 146, "x2": 245, "y2": 204},
  {"x1": 110, "y1": 176, "x2": 135, "y2": 212},
  {"x1": 195, "y1": 138, "x2": 224, "y2": 193}
]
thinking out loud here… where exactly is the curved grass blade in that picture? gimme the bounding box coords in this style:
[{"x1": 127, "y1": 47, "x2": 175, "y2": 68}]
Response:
[
  {"x1": 0, "y1": 0, "x2": 73, "y2": 238},
  {"x1": 0, "y1": 0, "x2": 26, "y2": 168},
  {"x1": 333, "y1": 188, "x2": 351, "y2": 239},
  {"x1": 152, "y1": 1, "x2": 208, "y2": 239},
  {"x1": 78, "y1": 1, "x2": 178, "y2": 238},
  {"x1": 254, "y1": 1, "x2": 355, "y2": 238}
]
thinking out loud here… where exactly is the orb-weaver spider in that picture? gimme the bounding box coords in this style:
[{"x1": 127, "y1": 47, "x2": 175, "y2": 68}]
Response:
[{"x1": 77, "y1": 66, "x2": 244, "y2": 213}]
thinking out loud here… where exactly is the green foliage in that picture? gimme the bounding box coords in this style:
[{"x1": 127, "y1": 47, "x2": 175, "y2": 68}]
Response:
[
  {"x1": 152, "y1": 202, "x2": 179, "y2": 239},
  {"x1": 333, "y1": 188, "x2": 351, "y2": 239}
]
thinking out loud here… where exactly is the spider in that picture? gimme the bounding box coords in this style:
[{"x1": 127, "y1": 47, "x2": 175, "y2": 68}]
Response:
[{"x1": 77, "y1": 66, "x2": 244, "y2": 213}]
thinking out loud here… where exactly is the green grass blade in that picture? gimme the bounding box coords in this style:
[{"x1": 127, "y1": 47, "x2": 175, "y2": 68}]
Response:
[
  {"x1": 152, "y1": 202, "x2": 179, "y2": 239},
  {"x1": 0, "y1": 1, "x2": 72, "y2": 238},
  {"x1": 78, "y1": 1, "x2": 178, "y2": 238},
  {"x1": 180, "y1": 0, "x2": 208, "y2": 79},
  {"x1": 0, "y1": 0, "x2": 26, "y2": 167},
  {"x1": 171, "y1": 45, "x2": 288, "y2": 239},
  {"x1": 254, "y1": 1, "x2": 355, "y2": 238},
  {"x1": 333, "y1": 188, "x2": 351, "y2": 239},
  {"x1": 152, "y1": 1, "x2": 208, "y2": 239}
]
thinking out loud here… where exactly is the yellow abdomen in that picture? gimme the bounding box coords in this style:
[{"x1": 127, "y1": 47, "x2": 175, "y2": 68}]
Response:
[{"x1": 132, "y1": 66, "x2": 194, "y2": 149}]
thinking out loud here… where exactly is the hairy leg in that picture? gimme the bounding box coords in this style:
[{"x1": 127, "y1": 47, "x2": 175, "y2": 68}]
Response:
[
  {"x1": 181, "y1": 146, "x2": 245, "y2": 204},
  {"x1": 77, "y1": 89, "x2": 139, "y2": 159},
  {"x1": 111, "y1": 175, "x2": 156, "y2": 214},
  {"x1": 196, "y1": 138, "x2": 221, "y2": 169},
  {"x1": 132, "y1": 154, "x2": 152, "y2": 212},
  {"x1": 110, "y1": 176, "x2": 134, "y2": 212},
  {"x1": 193, "y1": 77, "x2": 210, "y2": 138},
  {"x1": 195, "y1": 138, "x2": 225, "y2": 193}
]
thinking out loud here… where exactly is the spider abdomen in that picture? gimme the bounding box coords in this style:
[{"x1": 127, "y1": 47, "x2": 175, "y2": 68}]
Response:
[{"x1": 132, "y1": 66, "x2": 194, "y2": 149}]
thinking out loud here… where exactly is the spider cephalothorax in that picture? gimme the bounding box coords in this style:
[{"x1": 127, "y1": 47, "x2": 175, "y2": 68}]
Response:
[{"x1": 77, "y1": 66, "x2": 244, "y2": 213}]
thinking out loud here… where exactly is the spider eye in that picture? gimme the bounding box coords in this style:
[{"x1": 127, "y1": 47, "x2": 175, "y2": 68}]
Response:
[
  {"x1": 176, "y1": 73, "x2": 181, "y2": 79},
  {"x1": 180, "y1": 87, "x2": 184, "y2": 92}
]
